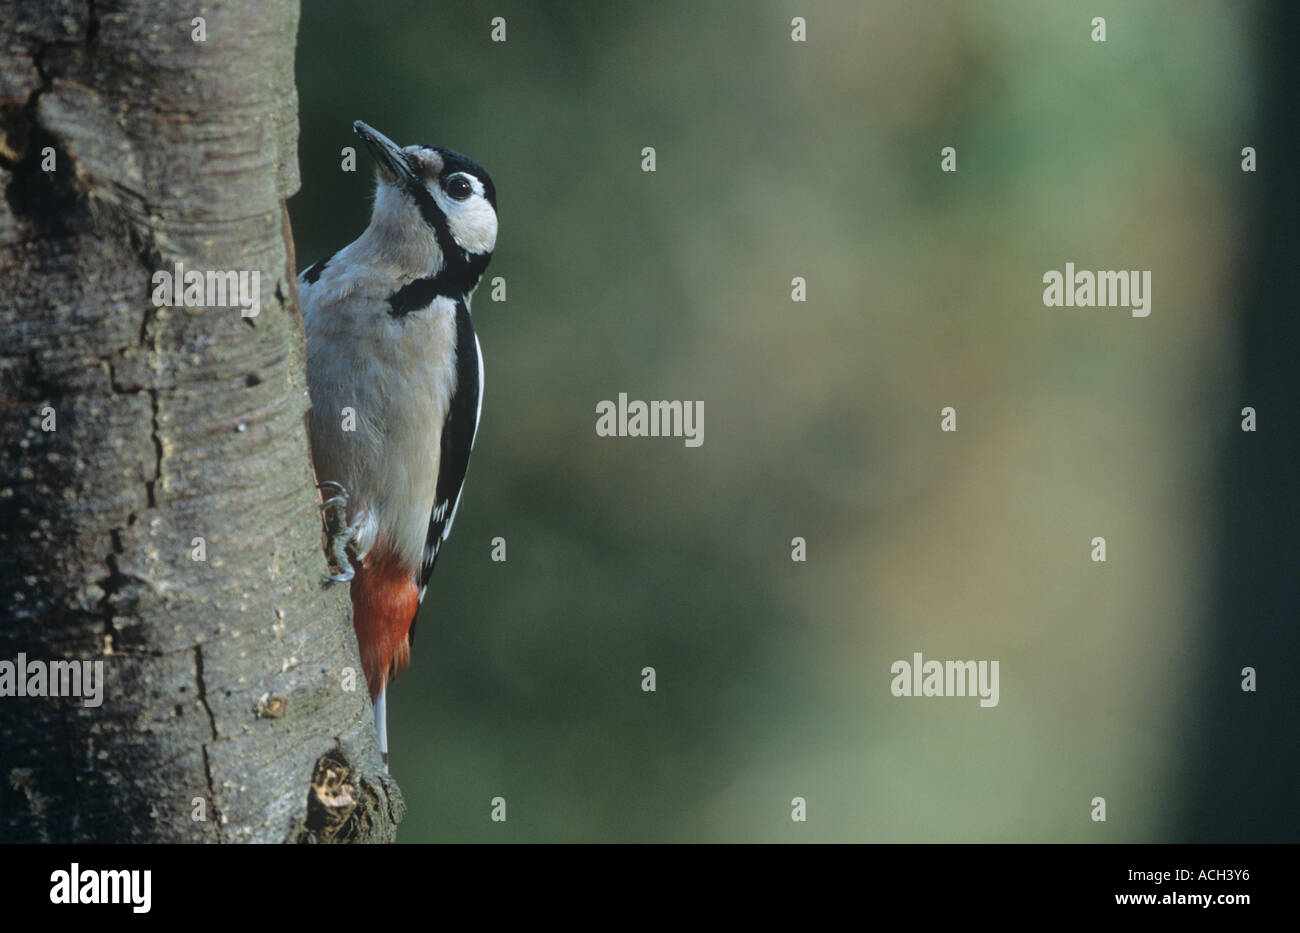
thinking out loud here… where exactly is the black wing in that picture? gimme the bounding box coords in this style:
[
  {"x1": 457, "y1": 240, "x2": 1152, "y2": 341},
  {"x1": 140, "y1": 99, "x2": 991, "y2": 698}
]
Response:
[{"x1": 416, "y1": 298, "x2": 482, "y2": 613}]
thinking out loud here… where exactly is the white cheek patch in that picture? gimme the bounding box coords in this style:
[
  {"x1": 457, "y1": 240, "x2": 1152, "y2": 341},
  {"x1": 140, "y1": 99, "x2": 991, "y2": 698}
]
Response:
[
  {"x1": 432, "y1": 183, "x2": 498, "y2": 255},
  {"x1": 449, "y1": 198, "x2": 498, "y2": 255}
]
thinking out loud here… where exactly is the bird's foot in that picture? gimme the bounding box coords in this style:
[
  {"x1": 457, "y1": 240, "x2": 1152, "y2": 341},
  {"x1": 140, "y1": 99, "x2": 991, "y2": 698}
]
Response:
[{"x1": 318, "y1": 481, "x2": 355, "y2": 583}]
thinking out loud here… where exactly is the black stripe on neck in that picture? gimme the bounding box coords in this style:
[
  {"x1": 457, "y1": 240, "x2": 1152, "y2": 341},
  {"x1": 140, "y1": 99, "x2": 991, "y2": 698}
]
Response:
[
  {"x1": 411, "y1": 185, "x2": 455, "y2": 253},
  {"x1": 410, "y1": 186, "x2": 490, "y2": 271},
  {"x1": 386, "y1": 252, "x2": 491, "y2": 318}
]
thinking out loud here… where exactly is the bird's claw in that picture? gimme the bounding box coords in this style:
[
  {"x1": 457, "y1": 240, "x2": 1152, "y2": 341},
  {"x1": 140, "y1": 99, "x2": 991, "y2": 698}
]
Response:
[{"x1": 319, "y1": 481, "x2": 355, "y2": 584}]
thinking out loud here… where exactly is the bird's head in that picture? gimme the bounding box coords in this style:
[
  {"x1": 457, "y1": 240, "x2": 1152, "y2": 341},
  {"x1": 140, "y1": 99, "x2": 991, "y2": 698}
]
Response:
[{"x1": 353, "y1": 120, "x2": 497, "y2": 293}]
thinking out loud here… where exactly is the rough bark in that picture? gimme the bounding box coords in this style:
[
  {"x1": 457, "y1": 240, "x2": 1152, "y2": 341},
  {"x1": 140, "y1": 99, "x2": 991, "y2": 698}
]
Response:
[{"x1": 0, "y1": 0, "x2": 401, "y2": 842}]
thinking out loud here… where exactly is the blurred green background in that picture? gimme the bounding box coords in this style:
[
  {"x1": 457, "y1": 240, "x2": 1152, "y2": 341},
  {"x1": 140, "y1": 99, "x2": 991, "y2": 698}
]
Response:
[{"x1": 291, "y1": 1, "x2": 1296, "y2": 842}]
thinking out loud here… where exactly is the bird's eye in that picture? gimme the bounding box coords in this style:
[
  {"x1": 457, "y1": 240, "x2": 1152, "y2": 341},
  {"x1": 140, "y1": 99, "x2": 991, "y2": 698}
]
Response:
[{"x1": 446, "y1": 175, "x2": 473, "y2": 201}]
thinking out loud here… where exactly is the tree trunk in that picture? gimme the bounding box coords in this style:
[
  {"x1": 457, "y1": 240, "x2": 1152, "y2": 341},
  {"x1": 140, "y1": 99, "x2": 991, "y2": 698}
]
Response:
[{"x1": 0, "y1": 0, "x2": 400, "y2": 842}]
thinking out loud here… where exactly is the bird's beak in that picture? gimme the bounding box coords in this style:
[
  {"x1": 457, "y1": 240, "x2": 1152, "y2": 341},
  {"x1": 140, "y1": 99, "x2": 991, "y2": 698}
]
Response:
[{"x1": 354, "y1": 120, "x2": 417, "y2": 186}]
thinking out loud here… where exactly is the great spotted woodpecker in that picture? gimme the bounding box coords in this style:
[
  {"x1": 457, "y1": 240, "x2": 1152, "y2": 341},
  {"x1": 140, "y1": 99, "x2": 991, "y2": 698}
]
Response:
[{"x1": 299, "y1": 121, "x2": 497, "y2": 769}]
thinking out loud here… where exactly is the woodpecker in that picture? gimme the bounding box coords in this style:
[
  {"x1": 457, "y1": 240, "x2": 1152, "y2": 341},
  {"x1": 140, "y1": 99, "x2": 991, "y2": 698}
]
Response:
[{"x1": 299, "y1": 120, "x2": 497, "y2": 769}]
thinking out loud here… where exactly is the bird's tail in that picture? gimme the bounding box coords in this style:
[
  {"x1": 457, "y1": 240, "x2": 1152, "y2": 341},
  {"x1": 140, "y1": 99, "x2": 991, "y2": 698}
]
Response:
[{"x1": 349, "y1": 547, "x2": 415, "y2": 772}]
